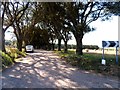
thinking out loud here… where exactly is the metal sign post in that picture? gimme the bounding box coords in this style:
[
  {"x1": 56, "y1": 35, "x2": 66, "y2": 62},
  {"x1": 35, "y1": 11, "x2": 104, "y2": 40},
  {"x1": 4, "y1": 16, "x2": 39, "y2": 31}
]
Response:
[
  {"x1": 116, "y1": 47, "x2": 118, "y2": 64},
  {"x1": 102, "y1": 47, "x2": 106, "y2": 65},
  {"x1": 102, "y1": 47, "x2": 105, "y2": 60}
]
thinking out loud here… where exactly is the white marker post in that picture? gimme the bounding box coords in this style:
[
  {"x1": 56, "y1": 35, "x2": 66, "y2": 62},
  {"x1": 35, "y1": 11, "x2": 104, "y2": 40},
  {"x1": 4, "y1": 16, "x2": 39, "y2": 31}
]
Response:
[
  {"x1": 102, "y1": 47, "x2": 106, "y2": 65},
  {"x1": 102, "y1": 41, "x2": 106, "y2": 65},
  {"x1": 102, "y1": 59, "x2": 106, "y2": 65}
]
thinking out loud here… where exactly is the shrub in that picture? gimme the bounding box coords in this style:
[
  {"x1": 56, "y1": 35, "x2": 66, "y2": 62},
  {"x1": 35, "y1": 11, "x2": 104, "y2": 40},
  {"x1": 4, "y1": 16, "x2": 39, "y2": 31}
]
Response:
[{"x1": 0, "y1": 51, "x2": 13, "y2": 68}]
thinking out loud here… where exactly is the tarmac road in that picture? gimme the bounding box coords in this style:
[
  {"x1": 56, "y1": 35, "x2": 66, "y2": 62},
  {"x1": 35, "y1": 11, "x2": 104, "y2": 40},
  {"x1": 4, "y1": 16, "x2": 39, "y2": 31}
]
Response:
[{"x1": 1, "y1": 50, "x2": 120, "y2": 89}]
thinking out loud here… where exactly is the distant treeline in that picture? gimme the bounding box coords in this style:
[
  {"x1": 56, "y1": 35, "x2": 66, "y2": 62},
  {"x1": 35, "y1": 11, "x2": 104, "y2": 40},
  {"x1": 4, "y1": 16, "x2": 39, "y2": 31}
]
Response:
[{"x1": 54, "y1": 44, "x2": 99, "y2": 50}]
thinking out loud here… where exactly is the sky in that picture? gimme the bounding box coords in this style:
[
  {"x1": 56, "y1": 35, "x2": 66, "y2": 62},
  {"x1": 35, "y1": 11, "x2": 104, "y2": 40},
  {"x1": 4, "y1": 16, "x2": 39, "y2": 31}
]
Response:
[
  {"x1": 5, "y1": 27, "x2": 15, "y2": 41},
  {"x1": 5, "y1": 16, "x2": 118, "y2": 48},
  {"x1": 67, "y1": 16, "x2": 118, "y2": 47}
]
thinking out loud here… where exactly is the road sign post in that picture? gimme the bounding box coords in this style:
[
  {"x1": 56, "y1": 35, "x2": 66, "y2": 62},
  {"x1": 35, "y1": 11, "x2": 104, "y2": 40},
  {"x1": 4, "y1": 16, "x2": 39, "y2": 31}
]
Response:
[
  {"x1": 102, "y1": 47, "x2": 105, "y2": 60},
  {"x1": 102, "y1": 41, "x2": 119, "y2": 65},
  {"x1": 102, "y1": 47, "x2": 106, "y2": 65},
  {"x1": 116, "y1": 47, "x2": 118, "y2": 64}
]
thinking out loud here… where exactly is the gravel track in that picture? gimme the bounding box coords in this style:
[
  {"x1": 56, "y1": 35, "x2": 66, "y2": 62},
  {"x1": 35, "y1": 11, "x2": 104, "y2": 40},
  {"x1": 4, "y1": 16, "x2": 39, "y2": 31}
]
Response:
[{"x1": 1, "y1": 50, "x2": 120, "y2": 89}]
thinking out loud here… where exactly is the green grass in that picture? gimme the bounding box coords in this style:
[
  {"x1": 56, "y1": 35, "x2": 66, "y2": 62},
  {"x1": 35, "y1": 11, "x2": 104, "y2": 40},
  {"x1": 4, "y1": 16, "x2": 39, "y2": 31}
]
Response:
[{"x1": 54, "y1": 50, "x2": 120, "y2": 77}]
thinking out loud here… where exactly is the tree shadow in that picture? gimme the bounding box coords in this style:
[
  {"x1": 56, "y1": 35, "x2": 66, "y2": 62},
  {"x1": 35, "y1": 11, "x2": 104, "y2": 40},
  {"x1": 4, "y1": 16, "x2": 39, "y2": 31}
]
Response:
[{"x1": 2, "y1": 50, "x2": 120, "y2": 89}]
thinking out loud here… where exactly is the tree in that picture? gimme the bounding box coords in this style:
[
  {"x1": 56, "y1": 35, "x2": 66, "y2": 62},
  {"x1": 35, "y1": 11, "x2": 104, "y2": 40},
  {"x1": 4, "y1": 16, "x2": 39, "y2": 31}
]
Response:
[
  {"x1": 11, "y1": 2, "x2": 29, "y2": 51},
  {"x1": 39, "y1": 3, "x2": 64, "y2": 51},
  {"x1": 63, "y1": 29, "x2": 72, "y2": 53},
  {"x1": 1, "y1": 2, "x2": 15, "y2": 52},
  {"x1": 36, "y1": 2, "x2": 72, "y2": 52},
  {"x1": 28, "y1": 26, "x2": 50, "y2": 49},
  {"x1": 46, "y1": 25, "x2": 56, "y2": 50},
  {"x1": 63, "y1": 2, "x2": 118, "y2": 55},
  {"x1": 1, "y1": 2, "x2": 29, "y2": 51}
]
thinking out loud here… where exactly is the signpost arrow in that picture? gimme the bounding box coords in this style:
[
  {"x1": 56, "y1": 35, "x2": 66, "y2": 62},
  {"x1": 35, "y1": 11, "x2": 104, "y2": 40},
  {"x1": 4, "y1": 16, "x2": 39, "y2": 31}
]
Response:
[
  {"x1": 102, "y1": 41, "x2": 119, "y2": 47},
  {"x1": 115, "y1": 41, "x2": 119, "y2": 47}
]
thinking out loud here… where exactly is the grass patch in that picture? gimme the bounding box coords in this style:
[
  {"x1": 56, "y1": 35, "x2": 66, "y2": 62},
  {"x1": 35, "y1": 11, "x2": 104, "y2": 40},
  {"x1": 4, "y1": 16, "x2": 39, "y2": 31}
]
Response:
[{"x1": 54, "y1": 50, "x2": 120, "y2": 77}]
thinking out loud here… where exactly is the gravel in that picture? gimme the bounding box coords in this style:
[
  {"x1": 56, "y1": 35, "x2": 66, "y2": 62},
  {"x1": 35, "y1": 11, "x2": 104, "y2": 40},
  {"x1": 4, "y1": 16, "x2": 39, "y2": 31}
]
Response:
[{"x1": 1, "y1": 50, "x2": 120, "y2": 89}]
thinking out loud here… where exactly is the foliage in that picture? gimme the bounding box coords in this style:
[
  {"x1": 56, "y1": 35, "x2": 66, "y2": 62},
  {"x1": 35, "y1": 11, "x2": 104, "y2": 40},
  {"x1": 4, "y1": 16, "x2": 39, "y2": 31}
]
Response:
[
  {"x1": 32, "y1": 2, "x2": 119, "y2": 55},
  {"x1": 2, "y1": 1, "x2": 120, "y2": 55},
  {"x1": 0, "y1": 50, "x2": 13, "y2": 69},
  {"x1": 23, "y1": 26, "x2": 51, "y2": 49},
  {"x1": 35, "y1": 3, "x2": 72, "y2": 52},
  {"x1": 105, "y1": 2, "x2": 120, "y2": 16},
  {"x1": 83, "y1": 45, "x2": 99, "y2": 50}
]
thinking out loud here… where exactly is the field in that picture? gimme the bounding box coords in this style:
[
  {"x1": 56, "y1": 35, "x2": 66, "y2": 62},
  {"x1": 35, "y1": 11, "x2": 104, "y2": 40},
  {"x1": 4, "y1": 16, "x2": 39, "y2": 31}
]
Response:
[{"x1": 69, "y1": 48, "x2": 120, "y2": 55}]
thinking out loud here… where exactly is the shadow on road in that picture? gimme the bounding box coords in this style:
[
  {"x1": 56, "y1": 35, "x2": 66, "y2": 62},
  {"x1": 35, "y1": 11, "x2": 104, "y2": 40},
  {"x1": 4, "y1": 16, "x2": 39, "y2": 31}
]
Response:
[{"x1": 2, "y1": 50, "x2": 120, "y2": 88}]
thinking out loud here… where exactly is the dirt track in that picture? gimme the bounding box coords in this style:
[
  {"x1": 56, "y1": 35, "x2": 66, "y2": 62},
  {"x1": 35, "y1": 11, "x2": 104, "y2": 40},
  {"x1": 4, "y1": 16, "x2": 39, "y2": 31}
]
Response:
[{"x1": 1, "y1": 50, "x2": 120, "y2": 88}]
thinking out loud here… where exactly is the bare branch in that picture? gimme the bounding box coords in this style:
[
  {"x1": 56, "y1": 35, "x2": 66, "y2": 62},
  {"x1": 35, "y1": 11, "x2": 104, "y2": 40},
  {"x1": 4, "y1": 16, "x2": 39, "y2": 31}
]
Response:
[
  {"x1": 86, "y1": 8, "x2": 103, "y2": 25},
  {"x1": 81, "y1": 2, "x2": 91, "y2": 23},
  {"x1": 16, "y1": 2, "x2": 29, "y2": 21},
  {"x1": 84, "y1": 2, "x2": 96, "y2": 23}
]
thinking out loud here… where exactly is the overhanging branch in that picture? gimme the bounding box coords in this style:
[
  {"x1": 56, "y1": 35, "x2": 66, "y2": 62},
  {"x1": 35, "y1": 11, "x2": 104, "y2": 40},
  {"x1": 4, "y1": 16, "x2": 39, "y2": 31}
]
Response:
[{"x1": 86, "y1": 8, "x2": 103, "y2": 25}]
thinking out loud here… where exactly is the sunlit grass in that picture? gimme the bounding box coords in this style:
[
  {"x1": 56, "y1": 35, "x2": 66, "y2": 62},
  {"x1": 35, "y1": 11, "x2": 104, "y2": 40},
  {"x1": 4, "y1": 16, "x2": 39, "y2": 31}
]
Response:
[{"x1": 6, "y1": 47, "x2": 26, "y2": 59}]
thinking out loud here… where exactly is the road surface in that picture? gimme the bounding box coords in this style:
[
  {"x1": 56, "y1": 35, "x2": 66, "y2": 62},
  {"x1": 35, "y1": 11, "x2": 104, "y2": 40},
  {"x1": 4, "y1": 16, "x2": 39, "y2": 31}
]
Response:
[{"x1": 1, "y1": 50, "x2": 120, "y2": 88}]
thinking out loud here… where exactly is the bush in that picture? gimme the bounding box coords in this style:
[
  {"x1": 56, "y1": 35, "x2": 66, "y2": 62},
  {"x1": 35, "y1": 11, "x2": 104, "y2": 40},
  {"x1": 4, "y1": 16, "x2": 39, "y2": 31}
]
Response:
[{"x1": 0, "y1": 51, "x2": 13, "y2": 68}]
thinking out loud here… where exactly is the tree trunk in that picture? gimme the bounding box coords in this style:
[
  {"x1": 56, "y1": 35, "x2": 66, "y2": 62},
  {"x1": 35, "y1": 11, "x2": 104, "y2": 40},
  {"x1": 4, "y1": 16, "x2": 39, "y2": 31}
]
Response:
[
  {"x1": 51, "y1": 40, "x2": 55, "y2": 51},
  {"x1": 17, "y1": 37, "x2": 22, "y2": 51},
  {"x1": 1, "y1": 30, "x2": 6, "y2": 52},
  {"x1": 58, "y1": 38, "x2": 61, "y2": 51},
  {"x1": 52, "y1": 43, "x2": 55, "y2": 51},
  {"x1": 13, "y1": 23, "x2": 23, "y2": 51},
  {"x1": 76, "y1": 36, "x2": 83, "y2": 55},
  {"x1": 17, "y1": 40, "x2": 22, "y2": 51},
  {"x1": 75, "y1": 32, "x2": 83, "y2": 55},
  {"x1": 64, "y1": 41, "x2": 68, "y2": 53}
]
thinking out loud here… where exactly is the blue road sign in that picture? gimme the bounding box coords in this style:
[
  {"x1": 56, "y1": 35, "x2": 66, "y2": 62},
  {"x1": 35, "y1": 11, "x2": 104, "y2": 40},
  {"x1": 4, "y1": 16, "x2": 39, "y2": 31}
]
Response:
[{"x1": 102, "y1": 41, "x2": 119, "y2": 47}]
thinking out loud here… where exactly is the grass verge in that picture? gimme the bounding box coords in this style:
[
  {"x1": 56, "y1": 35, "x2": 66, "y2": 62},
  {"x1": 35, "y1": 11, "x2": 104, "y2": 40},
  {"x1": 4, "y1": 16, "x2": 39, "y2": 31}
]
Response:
[{"x1": 54, "y1": 50, "x2": 120, "y2": 77}]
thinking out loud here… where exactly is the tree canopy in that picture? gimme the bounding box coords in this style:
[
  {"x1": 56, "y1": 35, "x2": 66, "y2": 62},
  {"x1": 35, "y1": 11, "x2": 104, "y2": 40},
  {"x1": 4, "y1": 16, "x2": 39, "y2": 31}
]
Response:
[{"x1": 1, "y1": 1, "x2": 120, "y2": 55}]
